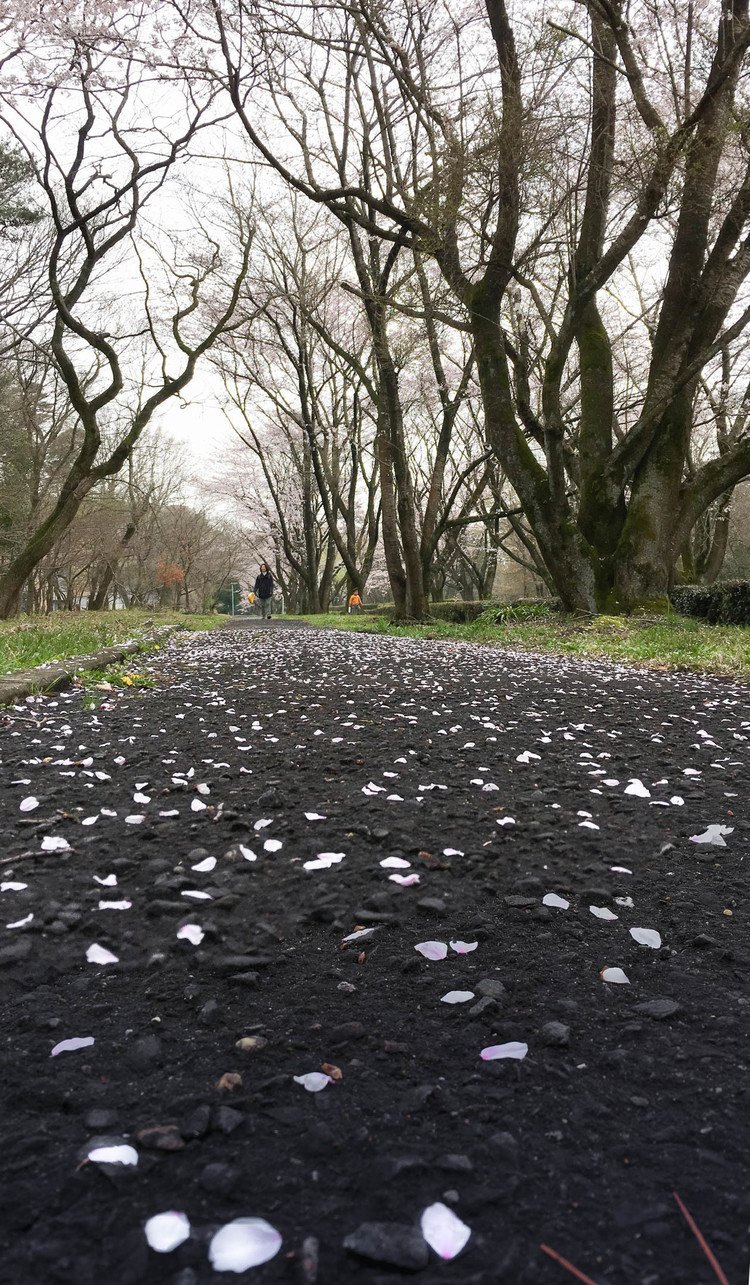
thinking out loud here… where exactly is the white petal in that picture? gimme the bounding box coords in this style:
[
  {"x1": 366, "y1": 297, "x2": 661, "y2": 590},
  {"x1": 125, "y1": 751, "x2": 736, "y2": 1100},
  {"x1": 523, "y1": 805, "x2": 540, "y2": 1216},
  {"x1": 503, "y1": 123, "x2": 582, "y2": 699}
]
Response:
[
  {"x1": 480, "y1": 1041, "x2": 528, "y2": 1061},
  {"x1": 293, "y1": 1072, "x2": 332, "y2": 1092},
  {"x1": 415, "y1": 940, "x2": 448, "y2": 960},
  {"x1": 124, "y1": 815, "x2": 144, "y2": 825},
  {"x1": 380, "y1": 857, "x2": 411, "y2": 868},
  {"x1": 19, "y1": 796, "x2": 39, "y2": 813},
  {"x1": 253, "y1": 818, "x2": 273, "y2": 830},
  {"x1": 600, "y1": 966, "x2": 629, "y2": 984},
  {"x1": 192, "y1": 856, "x2": 216, "y2": 872},
  {"x1": 238, "y1": 845, "x2": 257, "y2": 861},
  {"x1": 495, "y1": 816, "x2": 516, "y2": 826},
  {"x1": 624, "y1": 779, "x2": 650, "y2": 798},
  {"x1": 145, "y1": 1211, "x2": 191, "y2": 1254},
  {"x1": 543, "y1": 893, "x2": 569, "y2": 909},
  {"x1": 630, "y1": 926, "x2": 661, "y2": 949},
  {"x1": 389, "y1": 873, "x2": 420, "y2": 885},
  {"x1": 42, "y1": 836, "x2": 70, "y2": 852},
  {"x1": 133, "y1": 792, "x2": 150, "y2": 805},
  {"x1": 341, "y1": 927, "x2": 375, "y2": 943},
  {"x1": 263, "y1": 839, "x2": 282, "y2": 852},
  {"x1": 6, "y1": 913, "x2": 33, "y2": 928},
  {"x1": 51, "y1": 1036, "x2": 95, "y2": 1056},
  {"x1": 440, "y1": 991, "x2": 475, "y2": 1004},
  {"x1": 208, "y1": 1218, "x2": 282, "y2": 1273},
  {"x1": 690, "y1": 824, "x2": 733, "y2": 846},
  {"x1": 449, "y1": 940, "x2": 478, "y2": 954},
  {"x1": 98, "y1": 900, "x2": 131, "y2": 910},
  {"x1": 1, "y1": 882, "x2": 27, "y2": 892},
  {"x1": 177, "y1": 924, "x2": 204, "y2": 945},
  {"x1": 589, "y1": 905, "x2": 618, "y2": 921},
  {"x1": 420, "y1": 1202, "x2": 471, "y2": 1260},
  {"x1": 304, "y1": 812, "x2": 326, "y2": 820},
  {"x1": 181, "y1": 890, "x2": 212, "y2": 900},
  {"x1": 86, "y1": 943, "x2": 119, "y2": 965},
  {"x1": 191, "y1": 799, "x2": 207, "y2": 812},
  {"x1": 94, "y1": 874, "x2": 117, "y2": 886},
  {"x1": 88, "y1": 1144, "x2": 137, "y2": 1166},
  {"x1": 442, "y1": 847, "x2": 464, "y2": 856}
]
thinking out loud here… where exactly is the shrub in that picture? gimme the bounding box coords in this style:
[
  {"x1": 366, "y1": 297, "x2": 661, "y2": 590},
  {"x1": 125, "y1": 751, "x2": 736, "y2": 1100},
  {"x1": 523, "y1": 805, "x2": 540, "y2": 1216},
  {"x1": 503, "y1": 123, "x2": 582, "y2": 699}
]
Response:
[
  {"x1": 670, "y1": 581, "x2": 750, "y2": 626},
  {"x1": 428, "y1": 599, "x2": 494, "y2": 623}
]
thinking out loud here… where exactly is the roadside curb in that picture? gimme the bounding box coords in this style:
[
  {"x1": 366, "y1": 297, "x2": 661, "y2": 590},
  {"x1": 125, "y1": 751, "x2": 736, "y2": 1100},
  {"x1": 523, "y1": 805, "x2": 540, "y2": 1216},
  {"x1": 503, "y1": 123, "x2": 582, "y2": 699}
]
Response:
[{"x1": 0, "y1": 624, "x2": 183, "y2": 707}]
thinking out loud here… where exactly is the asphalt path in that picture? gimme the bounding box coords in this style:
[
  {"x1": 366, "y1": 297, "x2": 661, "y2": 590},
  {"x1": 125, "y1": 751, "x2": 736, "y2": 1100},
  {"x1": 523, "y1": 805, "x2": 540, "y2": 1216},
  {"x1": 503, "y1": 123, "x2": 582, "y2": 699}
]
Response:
[{"x1": 0, "y1": 624, "x2": 747, "y2": 1284}]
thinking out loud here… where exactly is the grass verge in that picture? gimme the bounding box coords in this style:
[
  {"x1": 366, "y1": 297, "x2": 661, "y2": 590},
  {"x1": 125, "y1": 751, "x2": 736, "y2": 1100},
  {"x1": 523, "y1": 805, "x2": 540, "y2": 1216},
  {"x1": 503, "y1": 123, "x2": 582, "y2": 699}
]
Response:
[
  {"x1": 0, "y1": 609, "x2": 224, "y2": 676},
  {"x1": 295, "y1": 609, "x2": 750, "y2": 678}
]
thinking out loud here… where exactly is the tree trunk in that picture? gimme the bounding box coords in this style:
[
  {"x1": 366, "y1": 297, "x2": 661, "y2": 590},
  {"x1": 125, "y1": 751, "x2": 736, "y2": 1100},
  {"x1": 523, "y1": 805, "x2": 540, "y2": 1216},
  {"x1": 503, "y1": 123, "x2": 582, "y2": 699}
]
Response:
[
  {"x1": 88, "y1": 522, "x2": 137, "y2": 611},
  {"x1": 0, "y1": 483, "x2": 94, "y2": 618}
]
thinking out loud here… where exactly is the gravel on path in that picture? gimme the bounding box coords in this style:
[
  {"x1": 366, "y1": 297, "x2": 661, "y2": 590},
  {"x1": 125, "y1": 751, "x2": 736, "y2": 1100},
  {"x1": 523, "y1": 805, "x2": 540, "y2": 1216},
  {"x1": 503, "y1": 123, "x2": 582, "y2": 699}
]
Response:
[{"x1": 0, "y1": 625, "x2": 747, "y2": 1284}]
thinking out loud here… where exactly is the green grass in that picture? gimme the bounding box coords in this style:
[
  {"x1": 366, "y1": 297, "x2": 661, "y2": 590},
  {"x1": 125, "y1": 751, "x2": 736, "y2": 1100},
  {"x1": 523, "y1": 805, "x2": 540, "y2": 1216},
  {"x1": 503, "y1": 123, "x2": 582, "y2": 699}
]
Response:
[
  {"x1": 0, "y1": 609, "x2": 224, "y2": 676},
  {"x1": 295, "y1": 609, "x2": 750, "y2": 678}
]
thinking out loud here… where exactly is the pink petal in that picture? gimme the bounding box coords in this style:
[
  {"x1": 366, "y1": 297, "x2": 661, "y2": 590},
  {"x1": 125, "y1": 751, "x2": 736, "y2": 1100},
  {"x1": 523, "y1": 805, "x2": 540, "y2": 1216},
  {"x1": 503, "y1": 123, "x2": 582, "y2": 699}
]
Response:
[
  {"x1": 420, "y1": 1202, "x2": 471, "y2": 1260},
  {"x1": 209, "y1": 1218, "x2": 282, "y2": 1272},
  {"x1": 480, "y1": 1041, "x2": 528, "y2": 1061},
  {"x1": 415, "y1": 941, "x2": 448, "y2": 960}
]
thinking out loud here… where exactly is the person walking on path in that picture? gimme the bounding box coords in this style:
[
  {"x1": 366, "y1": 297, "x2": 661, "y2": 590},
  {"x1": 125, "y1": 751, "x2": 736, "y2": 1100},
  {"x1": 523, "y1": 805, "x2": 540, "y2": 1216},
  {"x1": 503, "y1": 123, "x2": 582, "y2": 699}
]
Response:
[
  {"x1": 254, "y1": 563, "x2": 275, "y2": 619},
  {"x1": 348, "y1": 591, "x2": 363, "y2": 614}
]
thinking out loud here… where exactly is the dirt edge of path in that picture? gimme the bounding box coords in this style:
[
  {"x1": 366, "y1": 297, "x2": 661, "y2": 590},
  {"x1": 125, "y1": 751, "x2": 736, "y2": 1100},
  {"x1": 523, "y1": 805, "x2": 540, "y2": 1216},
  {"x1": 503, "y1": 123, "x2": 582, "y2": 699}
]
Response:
[{"x1": 0, "y1": 624, "x2": 188, "y2": 707}]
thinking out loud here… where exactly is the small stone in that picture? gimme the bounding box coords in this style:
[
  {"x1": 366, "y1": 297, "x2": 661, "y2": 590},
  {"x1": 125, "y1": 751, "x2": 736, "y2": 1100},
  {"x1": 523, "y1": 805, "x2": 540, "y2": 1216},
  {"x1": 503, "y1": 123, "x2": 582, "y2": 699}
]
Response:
[
  {"x1": 182, "y1": 1104, "x2": 211, "y2": 1137},
  {"x1": 85, "y1": 1108, "x2": 119, "y2": 1130},
  {"x1": 212, "y1": 1105, "x2": 244, "y2": 1134},
  {"x1": 337, "y1": 981, "x2": 356, "y2": 993},
  {"x1": 539, "y1": 1021, "x2": 570, "y2": 1047},
  {"x1": 487, "y1": 1132, "x2": 519, "y2": 1162},
  {"x1": 343, "y1": 1222, "x2": 428, "y2": 1270},
  {"x1": 468, "y1": 996, "x2": 497, "y2": 1018},
  {"x1": 135, "y1": 1123, "x2": 184, "y2": 1151},
  {"x1": 633, "y1": 999, "x2": 681, "y2": 1020},
  {"x1": 417, "y1": 897, "x2": 446, "y2": 915},
  {"x1": 199, "y1": 999, "x2": 221, "y2": 1025},
  {"x1": 235, "y1": 1035, "x2": 268, "y2": 1054},
  {"x1": 476, "y1": 978, "x2": 507, "y2": 1000},
  {"x1": 690, "y1": 934, "x2": 718, "y2": 948},
  {"x1": 436, "y1": 1154, "x2": 474, "y2": 1173}
]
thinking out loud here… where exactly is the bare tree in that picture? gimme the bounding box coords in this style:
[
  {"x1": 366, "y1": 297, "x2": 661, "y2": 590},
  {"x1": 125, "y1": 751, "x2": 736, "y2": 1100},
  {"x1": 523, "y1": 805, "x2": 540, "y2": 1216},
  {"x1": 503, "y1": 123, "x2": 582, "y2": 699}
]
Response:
[
  {"x1": 0, "y1": 18, "x2": 252, "y2": 615},
  {"x1": 201, "y1": 0, "x2": 750, "y2": 610}
]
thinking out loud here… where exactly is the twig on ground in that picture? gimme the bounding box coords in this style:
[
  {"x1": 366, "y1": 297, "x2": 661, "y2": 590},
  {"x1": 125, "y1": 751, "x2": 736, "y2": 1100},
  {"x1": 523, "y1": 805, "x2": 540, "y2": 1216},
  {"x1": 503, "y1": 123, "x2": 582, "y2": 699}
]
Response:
[
  {"x1": 673, "y1": 1192, "x2": 730, "y2": 1285},
  {"x1": 540, "y1": 1242, "x2": 600, "y2": 1284}
]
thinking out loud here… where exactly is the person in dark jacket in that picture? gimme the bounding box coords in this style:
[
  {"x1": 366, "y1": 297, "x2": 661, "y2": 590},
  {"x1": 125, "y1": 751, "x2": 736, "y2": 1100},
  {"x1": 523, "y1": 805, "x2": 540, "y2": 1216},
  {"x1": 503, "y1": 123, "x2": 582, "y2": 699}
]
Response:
[{"x1": 254, "y1": 563, "x2": 274, "y2": 619}]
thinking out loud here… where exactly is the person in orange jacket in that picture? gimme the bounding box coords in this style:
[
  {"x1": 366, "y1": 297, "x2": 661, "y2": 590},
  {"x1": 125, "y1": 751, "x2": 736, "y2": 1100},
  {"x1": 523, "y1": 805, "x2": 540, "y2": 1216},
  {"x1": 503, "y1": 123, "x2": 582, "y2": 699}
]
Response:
[{"x1": 348, "y1": 591, "x2": 363, "y2": 614}]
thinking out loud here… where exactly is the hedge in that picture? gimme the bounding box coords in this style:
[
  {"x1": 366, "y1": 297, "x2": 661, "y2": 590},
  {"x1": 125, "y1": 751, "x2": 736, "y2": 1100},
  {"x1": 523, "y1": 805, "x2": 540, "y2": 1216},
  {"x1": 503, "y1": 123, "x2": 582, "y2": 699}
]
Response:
[{"x1": 670, "y1": 581, "x2": 750, "y2": 626}]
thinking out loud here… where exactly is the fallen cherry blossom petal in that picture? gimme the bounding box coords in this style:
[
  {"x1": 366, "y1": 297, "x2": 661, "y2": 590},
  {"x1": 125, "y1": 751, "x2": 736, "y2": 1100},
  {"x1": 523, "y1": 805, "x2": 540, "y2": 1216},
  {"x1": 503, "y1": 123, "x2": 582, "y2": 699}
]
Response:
[
  {"x1": 192, "y1": 856, "x2": 216, "y2": 872},
  {"x1": 144, "y1": 1210, "x2": 191, "y2": 1253},
  {"x1": 389, "y1": 873, "x2": 420, "y2": 886},
  {"x1": 481, "y1": 1041, "x2": 528, "y2": 1061},
  {"x1": 177, "y1": 924, "x2": 204, "y2": 945},
  {"x1": 98, "y1": 900, "x2": 131, "y2": 911},
  {"x1": 263, "y1": 839, "x2": 282, "y2": 852},
  {"x1": 51, "y1": 1036, "x2": 95, "y2": 1056},
  {"x1": 19, "y1": 797, "x2": 39, "y2": 812},
  {"x1": 86, "y1": 943, "x2": 119, "y2": 965},
  {"x1": 600, "y1": 966, "x2": 629, "y2": 984},
  {"x1": 238, "y1": 845, "x2": 257, "y2": 861},
  {"x1": 440, "y1": 991, "x2": 475, "y2": 1004},
  {"x1": 208, "y1": 1218, "x2": 282, "y2": 1273},
  {"x1": 690, "y1": 824, "x2": 733, "y2": 846},
  {"x1": 94, "y1": 874, "x2": 117, "y2": 886},
  {"x1": 415, "y1": 940, "x2": 448, "y2": 960},
  {"x1": 543, "y1": 893, "x2": 569, "y2": 909},
  {"x1": 293, "y1": 1072, "x2": 333, "y2": 1092},
  {"x1": 42, "y1": 836, "x2": 70, "y2": 852},
  {"x1": 624, "y1": 779, "x2": 650, "y2": 798},
  {"x1": 88, "y1": 1143, "x2": 137, "y2": 1166},
  {"x1": 630, "y1": 926, "x2": 661, "y2": 948},
  {"x1": 7, "y1": 913, "x2": 33, "y2": 928},
  {"x1": 380, "y1": 856, "x2": 411, "y2": 868},
  {"x1": 341, "y1": 927, "x2": 376, "y2": 943},
  {"x1": 589, "y1": 905, "x2": 618, "y2": 921},
  {"x1": 420, "y1": 1202, "x2": 471, "y2": 1260},
  {"x1": 449, "y1": 940, "x2": 478, "y2": 954}
]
